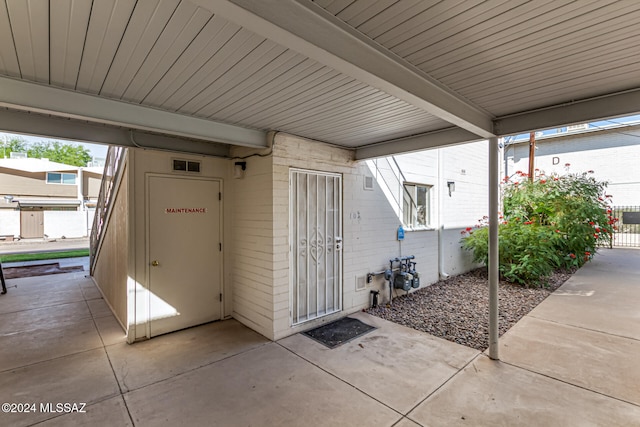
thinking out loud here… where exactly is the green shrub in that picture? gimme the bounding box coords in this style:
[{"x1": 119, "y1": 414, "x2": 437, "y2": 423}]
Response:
[{"x1": 462, "y1": 169, "x2": 616, "y2": 286}]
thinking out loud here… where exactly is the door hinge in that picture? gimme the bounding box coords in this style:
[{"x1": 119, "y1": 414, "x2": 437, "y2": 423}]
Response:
[
  {"x1": 219, "y1": 293, "x2": 223, "y2": 302},
  {"x1": 218, "y1": 192, "x2": 222, "y2": 201}
]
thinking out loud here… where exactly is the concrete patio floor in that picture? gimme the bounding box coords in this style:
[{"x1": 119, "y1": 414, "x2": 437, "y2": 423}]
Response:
[{"x1": 1, "y1": 249, "x2": 639, "y2": 426}]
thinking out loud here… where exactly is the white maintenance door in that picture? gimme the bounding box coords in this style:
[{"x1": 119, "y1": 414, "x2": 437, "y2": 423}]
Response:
[{"x1": 147, "y1": 176, "x2": 222, "y2": 337}]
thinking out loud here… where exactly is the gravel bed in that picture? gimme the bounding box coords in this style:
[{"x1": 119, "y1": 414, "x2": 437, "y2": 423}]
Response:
[{"x1": 366, "y1": 268, "x2": 575, "y2": 351}]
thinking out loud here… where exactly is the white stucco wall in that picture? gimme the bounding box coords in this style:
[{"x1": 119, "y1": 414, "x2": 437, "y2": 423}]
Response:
[
  {"x1": 506, "y1": 126, "x2": 640, "y2": 206},
  {"x1": 44, "y1": 210, "x2": 93, "y2": 238},
  {"x1": 0, "y1": 210, "x2": 20, "y2": 236}
]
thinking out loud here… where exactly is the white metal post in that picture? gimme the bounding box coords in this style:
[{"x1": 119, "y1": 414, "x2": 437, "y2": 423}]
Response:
[
  {"x1": 77, "y1": 167, "x2": 84, "y2": 211},
  {"x1": 488, "y1": 136, "x2": 500, "y2": 360}
]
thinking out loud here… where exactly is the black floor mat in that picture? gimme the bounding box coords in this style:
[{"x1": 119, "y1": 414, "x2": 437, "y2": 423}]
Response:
[{"x1": 302, "y1": 317, "x2": 376, "y2": 348}]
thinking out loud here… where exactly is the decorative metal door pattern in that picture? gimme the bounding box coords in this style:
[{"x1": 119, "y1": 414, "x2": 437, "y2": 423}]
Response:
[{"x1": 290, "y1": 169, "x2": 342, "y2": 325}]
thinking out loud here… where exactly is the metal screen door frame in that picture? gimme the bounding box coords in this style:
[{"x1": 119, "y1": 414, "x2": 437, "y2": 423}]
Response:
[{"x1": 290, "y1": 168, "x2": 343, "y2": 325}]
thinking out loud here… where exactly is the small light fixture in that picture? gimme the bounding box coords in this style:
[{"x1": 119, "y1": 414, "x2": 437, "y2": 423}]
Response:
[
  {"x1": 234, "y1": 161, "x2": 247, "y2": 179},
  {"x1": 447, "y1": 181, "x2": 455, "y2": 197}
]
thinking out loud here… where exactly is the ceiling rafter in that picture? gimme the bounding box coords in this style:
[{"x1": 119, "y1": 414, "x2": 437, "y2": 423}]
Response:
[
  {"x1": 0, "y1": 76, "x2": 267, "y2": 148},
  {"x1": 494, "y1": 89, "x2": 640, "y2": 137},
  {"x1": 355, "y1": 127, "x2": 482, "y2": 160},
  {"x1": 0, "y1": 108, "x2": 231, "y2": 157}
]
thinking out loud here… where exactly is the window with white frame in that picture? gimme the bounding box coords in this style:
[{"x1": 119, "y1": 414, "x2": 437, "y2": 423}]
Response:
[
  {"x1": 46, "y1": 172, "x2": 76, "y2": 185},
  {"x1": 403, "y1": 183, "x2": 431, "y2": 228}
]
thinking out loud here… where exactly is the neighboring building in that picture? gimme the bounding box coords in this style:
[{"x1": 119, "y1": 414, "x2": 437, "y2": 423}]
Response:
[
  {"x1": 92, "y1": 135, "x2": 488, "y2": 343},
  {"x1": 505, "y1": 124, "x2": 640, "y2": 206},
  {"x1": 0, "y1": 156, "x2": 103, "y2": 239}
]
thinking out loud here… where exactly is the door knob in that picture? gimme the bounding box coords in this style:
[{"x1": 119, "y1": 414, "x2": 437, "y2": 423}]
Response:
[{"x1": 151, "y1": 260, "x2": 159, "y2": 267}]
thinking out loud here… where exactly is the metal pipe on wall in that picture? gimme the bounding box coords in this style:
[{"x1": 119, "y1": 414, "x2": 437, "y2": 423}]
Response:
[{"x1": 437, "y1": 148, "x2": 450, "y2": 279}]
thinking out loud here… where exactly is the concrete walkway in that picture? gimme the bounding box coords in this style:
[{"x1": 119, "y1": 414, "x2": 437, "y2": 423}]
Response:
[{"x1": 0, "y1": 249, "x2": 638, "y2": 426}]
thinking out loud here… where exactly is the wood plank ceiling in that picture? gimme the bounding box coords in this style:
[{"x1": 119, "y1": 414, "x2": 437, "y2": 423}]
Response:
[
  {"x1": 1, "y1": 0, "x2": 639, "y2": 156},
  {"x1": 317, "y1": 0, "x2": 640, "y2": 117}
]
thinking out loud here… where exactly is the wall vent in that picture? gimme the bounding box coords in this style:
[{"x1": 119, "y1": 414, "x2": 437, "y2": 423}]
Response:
[
  {"x1": 356, "y1": 275, "x2": 367, "y2": 291},
  {"x1": 172, "y1": 159, "x2": 201, "y2": 173},
  {"x1": 363, "y1": 175, "x2": 374, "y2": 190}
]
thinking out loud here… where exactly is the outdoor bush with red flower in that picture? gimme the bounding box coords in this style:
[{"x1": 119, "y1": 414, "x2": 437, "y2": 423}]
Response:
[{"x1": 461, "y1": 169, "x2": 615, "y2": 286}]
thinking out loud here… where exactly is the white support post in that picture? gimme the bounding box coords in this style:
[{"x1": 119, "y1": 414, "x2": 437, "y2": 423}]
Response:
[
  {"x1": 77, "y1": 168, "x2": 84, "y2": 211},
  {"x1": 488, "y1": 136, "x2": 500, "y2": 360}
]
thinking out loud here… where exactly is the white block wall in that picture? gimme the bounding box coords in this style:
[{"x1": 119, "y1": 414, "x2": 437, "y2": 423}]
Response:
[
  {"x1": 0, "y1": 210, "x2": 20, "y2": 236},
  {"x1": 229, "y1": 152, "x2": 275, "y2": 340},
  {"x1": 268, "y1": 134, "x2": 489, "y2": 340},
  {"x1": 506, "y1": 127, "x2": 640, "y2": 205},
  {"x1": 0, "y1": 209, "x2": 94, "y2": 239},
  {"x1": 438, "y1": 141, "x2": 490, "y2": 228},
  {"x1": 44, "y1": 211, "x2": 90, "y2": 238},
  {"x1": 118, "y1": 137, "x2": 489, "y2": 342}
]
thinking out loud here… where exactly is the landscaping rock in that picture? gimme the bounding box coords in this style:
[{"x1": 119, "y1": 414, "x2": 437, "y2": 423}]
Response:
[{"x1": 366, "y1": 268, "x2": 574, "y2": 351}]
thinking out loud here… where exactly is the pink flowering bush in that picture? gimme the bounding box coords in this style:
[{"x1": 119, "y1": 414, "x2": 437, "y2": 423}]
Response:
[{"x1": 462, "y1": 169, "x2": 615, "y2": 286}]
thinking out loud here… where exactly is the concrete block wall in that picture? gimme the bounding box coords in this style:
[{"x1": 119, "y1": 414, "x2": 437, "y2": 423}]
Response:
[
  {"x1": 0, "y1": 210, "x2": 20, "y2": 236},
  {"x1": 0, "y1": 209, "x2": 96, "y2": 239},
  {"x1": 441, "y1": 228, "x2": 480, "y2": 276},
  {"x1": 44, "y1": 210, "x2": 92, "y2": 238},
  {"x1": 269, "y1": 134, "x2": 489, "y2": 340},
  {"x1": 271, "y1": 134, "x2": 357, "y2": 339},
  {"x1": 87, "y1": 136, "x2": 489, "y2": 343},
  {"x1": 229, "y1": 149, "x2": 275, "y2": 340},
  {"x1": 437, "y1": 141, "x2": 490, "y2": 228}
]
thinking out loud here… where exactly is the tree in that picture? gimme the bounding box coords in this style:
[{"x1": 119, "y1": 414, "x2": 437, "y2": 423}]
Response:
[
  {"x1": 27, "y1": 141, "x2": 92, "y2": 167},
  {"x1": 0, "y1": 137, "x2": 29, "y2": 158},
  {"x1": 1, "y1": 136, "x2": 92, "y2": 166}
]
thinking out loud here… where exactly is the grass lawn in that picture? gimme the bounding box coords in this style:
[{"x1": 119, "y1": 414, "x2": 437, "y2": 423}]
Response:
[{"x1": 0, "y1": 249, "x2": 90, "y2": 263}]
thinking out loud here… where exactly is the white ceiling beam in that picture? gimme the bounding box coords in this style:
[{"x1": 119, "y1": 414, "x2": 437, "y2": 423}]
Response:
[
  {"x1": 0, "y1": 76, "x2": 267, "y2": 148},
  {"x1": 355, "y1": 128, "x2": 483, "y2": 160},
  {"x1": 494, "y1": 89, "x2": 640, "y2": 136},
  {"x1": 0, "y1": 108, "x2": 231, "y2": 157},
  {"x1": 193, "y1": 0, "x2": 495, "y2": 138}
]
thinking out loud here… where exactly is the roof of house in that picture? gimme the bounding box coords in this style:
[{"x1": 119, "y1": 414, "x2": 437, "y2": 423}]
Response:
[
  {"x1": 15, "y1": 198, "x2": 81, "y2": 207},
  {"x1": 0, "y1": 158, "x2": 79, "y2": 173},
  {"x1": 82, "y1": 166, "x2": 105, "y2": 175}
]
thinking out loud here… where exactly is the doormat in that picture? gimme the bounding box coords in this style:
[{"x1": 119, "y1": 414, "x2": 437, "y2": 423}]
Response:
[{"x1": 302, "y1": 317, "x2": 376, "y2": 349}]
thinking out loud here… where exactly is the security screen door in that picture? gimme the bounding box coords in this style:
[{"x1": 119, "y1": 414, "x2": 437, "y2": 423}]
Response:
[{"x1": 290, "y1": 169, "x2": 342, "y2": 325}]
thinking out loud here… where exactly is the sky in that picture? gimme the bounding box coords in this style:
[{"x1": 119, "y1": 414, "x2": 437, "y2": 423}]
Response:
[
  {"x1": 0, "y1": 131, "x2": 109, "y2": 159},
  {"x1": 508, "y1": 114, "x2": 640, "y2": 142}
]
